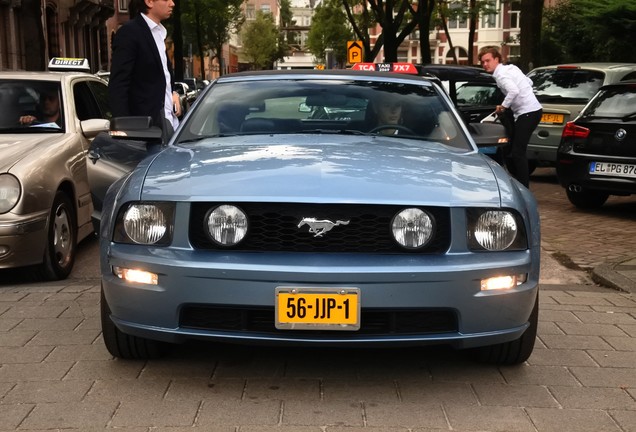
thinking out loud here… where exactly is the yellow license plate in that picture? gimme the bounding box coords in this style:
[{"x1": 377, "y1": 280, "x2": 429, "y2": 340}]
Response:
[
  {"x1": 540, "y1": 113, "x2": 565, "y2": 124},
  {"x1": 275, "y1": 287, "x2": 360, "y2": 330}
]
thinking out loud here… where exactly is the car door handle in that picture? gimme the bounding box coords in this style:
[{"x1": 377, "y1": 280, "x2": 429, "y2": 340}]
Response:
[{"x1": 87, "y1": 150, "x2": 101, "y2": 164}]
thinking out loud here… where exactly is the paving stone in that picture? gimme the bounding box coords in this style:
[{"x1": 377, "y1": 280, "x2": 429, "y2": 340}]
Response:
[
  {"x1": 0, "y1": 361, "x2": 73, "y2": 382},
  {"x1": 164, "y1": 377, "x2": 245, "y2": 401},
  {"x1": 281, "y1": 399, "x2": 363, "y2": 427},
  {"x1": 573, "y1": 310, "x2": 636, "y2": 325},
  {"x1": 45, "y1": 344, "x2": 113, "y2": 361},
  {"x1": 473, "y1": 383, "x2": 559, "y2": 407},
  {"x1": 569, "y1": 366, "x2": 636, "y2": 387},
  {"x1": 19, "y1": 401, "x2": 118, "y2": 429},
  {"x1": 82, "y1": 378, "x2": 171, "y2": 403},
  {"x1": 364, "y1": 401, "x2": 447, "y2": 428},
  {"x1": 3, "y1": 379, "x2": 93, "y2": 404},
  {"x1": 499, "y1": 365, "x2": 580, "y2": 386},
  {"x1": 322, "y1": 379, "x2": 399, "y2": 402},
  {"x1": 556, "y1": 322, "x2": 627, "y2": 337},
  {"x1": 526, "y1": 407, "x2": 622, "y2": 432},
  {"x1": 610, "y1": 409, "x2": 636, "y2": 432},
  {"x1": 604, "y1": 335, "x2": 636, "y2": 351},
  {"x1": 244, "y1": 378, "x2": 321, "y2": 401},
  {"x1": 539, "y1": 334, "x2": 613, "y2": 350},
  {"x1": 0, "y1": 403, "x2": 34, "y2": 430},
  {"x1": 63, "y1": 359, "x2": 145, "y2": 380},
  {"x1": 13, "y1": 317, "x2": 83, "y2": 332},
  {"x1": 526, "y1": 348, "x2": 596, "y2": 367},
  {"x1": 111, "y1": 399, "x2": 200, "y2": 428},
  {"x1": 0, "y1": 329, "x2": 37, "y2": 347},
  {"x1": 398, "y1": 380, "x2": 478, "y2": 405},
  {"x1": 587, "y1": 350, "x2": 636, "y2": 368},
  {"x1": 444, "y1": 404, "x2": 535, "y2": 431},
  {"x1": 549, "y1": 385, "x2": 636, "y2": 410},
  {"x1": 0, "y1": 346, "x2": 53, "y2": 363},
  {"x1": 197, "y1": 399, "x2": 282, "y2": 427}
]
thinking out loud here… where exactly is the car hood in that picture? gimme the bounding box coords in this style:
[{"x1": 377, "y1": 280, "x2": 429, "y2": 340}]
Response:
[
  {"x1": 141, "y1": 136, "x2": 505, "y2": 206},
  {"x1": 0, "y1": 133, "x2": 65, "y2": 171}
]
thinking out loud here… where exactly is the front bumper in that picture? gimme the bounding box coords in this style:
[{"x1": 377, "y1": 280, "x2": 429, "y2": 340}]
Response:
[
  {"x1": 0, "y1": 211, "x2": 48, "y2": 269},
  {"x1": 101, "y1": 244, "x2": 540, "y2": 349}
]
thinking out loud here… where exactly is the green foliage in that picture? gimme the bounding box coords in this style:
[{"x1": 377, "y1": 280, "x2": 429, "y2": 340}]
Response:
[
  {"x1": 542, "y1": 0, "x2": 636, "y2": 63},
  {"x1": 241, "y1": 11, "x2": 282, "y2": 70},
  {"x1": 307, "y1": 0, "x2": 354, "y2": 66}
]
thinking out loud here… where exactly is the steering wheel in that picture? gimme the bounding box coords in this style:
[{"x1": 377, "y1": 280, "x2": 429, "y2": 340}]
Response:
[{"x1": 368, "y1": 124, "x2": 415, "y2": 135}]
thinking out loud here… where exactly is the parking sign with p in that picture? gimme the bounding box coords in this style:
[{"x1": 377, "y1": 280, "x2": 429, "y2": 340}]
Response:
[{"x1": 347, "y1": 41, "x2": 363, "y2": 65}]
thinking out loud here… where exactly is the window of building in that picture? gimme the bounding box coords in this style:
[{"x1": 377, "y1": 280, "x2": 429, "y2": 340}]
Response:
[
  {"x1": 480, "y1": 0, "x2": 498, "y2": 29},
  {"x1": 46, "y1": 4, "x2": 60, "y2": 58},
  {"x1": 508, "y1": 45, "x2": 520, "y2": 63},
  {"x1": 246, "y1": 4, "x2": 255, "y2": 20},
  {"x1": 509, "y1": 1, "x2": 521, "y2": 29},
  {"x1": 447, "y1": 2, "x2": 468, "y2": 29},
  {"x1": 118, "y1": 0, "x2": 128, "y2": 13},
  {"x1": 261, "y1": 4, "x2": 271, "y2": 14}
]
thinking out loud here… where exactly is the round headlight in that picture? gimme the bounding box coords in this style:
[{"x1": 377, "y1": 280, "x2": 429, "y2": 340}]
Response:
[
  {"x1": 474, "y1": 211, "x2": 517, "y2": 251},
  {"x1": 123, "y1": 204, "x2": 169, "y2": 244},
  {"x1": 391, "y1": 208, "x2": 434, "y2": 249},
  {"x1": 0, "y1": 174, "x2": 21, "y2": 214},
  {"x1": 206, "y1": 205, "x2": 248, "y2": 246}
]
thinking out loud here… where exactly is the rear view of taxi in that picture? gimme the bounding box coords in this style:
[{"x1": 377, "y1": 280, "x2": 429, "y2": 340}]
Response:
[{"x1": 0, "y1": 58, "x2": 111, "y2": 279}]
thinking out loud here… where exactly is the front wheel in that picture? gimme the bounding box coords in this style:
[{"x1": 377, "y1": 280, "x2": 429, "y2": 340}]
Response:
[
  {"x1": 37, "y1": 191, "x2": 76, "y2": 280},
  {"x1": 471, "y1": 295, "x2": 538, "y2": 365},
  {"x1": 100, "y1": 287, "x2": 166, "y2": 359}
]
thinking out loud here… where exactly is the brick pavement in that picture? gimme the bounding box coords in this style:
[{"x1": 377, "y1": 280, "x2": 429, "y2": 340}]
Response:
[
  {"x1": 0, "y1": 277, "x2": 635, "y2": 431},
  {"x1": 529, "y1": 168, "x2": 636, "y2": 271}
]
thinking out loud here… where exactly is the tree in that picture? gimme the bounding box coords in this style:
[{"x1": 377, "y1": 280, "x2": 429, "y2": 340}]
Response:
[
  {"x1": 241, "y1": 10, "x2": 282, "y2": 69},
  {"x1": 342, "y1": 0, "x2": 418, "y2": 62},
  {"x1": 542, "y1": 0, "x2": 636, "y2": 64},
  {"x1": 181, "y1": 0, "x2": 244, "y2": 78},
  {"x1": 519, "y1": 0, "x2": 543, "y2": 71},
  {"x1": 307, "y1": 0, "x2": 354, "y2": 67},
  {"x1": 407, "y1": 0, "x2": 436, "y2": 64}
]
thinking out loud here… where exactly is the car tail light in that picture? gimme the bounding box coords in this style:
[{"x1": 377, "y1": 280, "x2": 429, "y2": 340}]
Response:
[{"x1": 562, "y1": 122, "x2": 590, "y2": 139}]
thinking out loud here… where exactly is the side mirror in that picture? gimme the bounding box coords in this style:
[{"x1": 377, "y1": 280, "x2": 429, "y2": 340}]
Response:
[
  {"x1": 468, "y1": 122, "x2": 509, "y2": 148},
  {"x1": 109, "y1": 116, "x2": 163, "y2": 142},
  {"x1": 80, "y1": 118, "x2": 110, "y2": 138}
]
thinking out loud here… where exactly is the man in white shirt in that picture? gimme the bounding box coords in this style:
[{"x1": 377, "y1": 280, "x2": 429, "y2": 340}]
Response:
[
  {"x1": 109, "y1": 0, "x2": 181, "y2": 137},
  {"x1": 479, "y1": 46, "x2": 543, "y2": 188}
]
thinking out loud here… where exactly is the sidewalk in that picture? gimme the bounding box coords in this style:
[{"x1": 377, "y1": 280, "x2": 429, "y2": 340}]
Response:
[{"x1": 592, "y1": 257, "x2": 636, "y2": 294}]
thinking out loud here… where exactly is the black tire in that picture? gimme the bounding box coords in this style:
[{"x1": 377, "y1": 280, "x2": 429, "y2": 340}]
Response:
[
  {"x1": 37, "y1": 191, "x2": 77, "y2": 280},
  {"x1": 101, "y1": 287, "x2": 166, "y2": 359},
  {"x1": 566, "y1": 187, "x2": 609, "y2": 209},
  {"x1": 471, "y1": 295, "x2": 538, "y2": 365}
]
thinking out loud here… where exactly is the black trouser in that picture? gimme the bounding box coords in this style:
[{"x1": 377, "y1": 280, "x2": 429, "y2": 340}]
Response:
[{"x1": 504, "y1": 109, "x2": 542, "y2": 188}]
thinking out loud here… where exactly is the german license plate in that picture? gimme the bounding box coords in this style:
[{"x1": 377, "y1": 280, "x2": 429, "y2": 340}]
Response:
[
  {"x1": 589, "y1": 162, "x2": 636, "y2": 178},
  {"x1": 540, "y1": 113, "x2": 564, "y2": 124},
  {"x1": 275, "y1": 287, "x2": 360, "y2": 330}
]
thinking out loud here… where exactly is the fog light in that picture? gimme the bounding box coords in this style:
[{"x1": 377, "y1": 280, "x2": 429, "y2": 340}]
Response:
[
  {"x1": 0, "y1": 245, "x2": 10, "y2": 257},
  {"x1": 481, "y1": 274, "x2": 526, "y2": 291},
  {"x1": 113, "y1": 266, "x2": 158, "y2": 285}
]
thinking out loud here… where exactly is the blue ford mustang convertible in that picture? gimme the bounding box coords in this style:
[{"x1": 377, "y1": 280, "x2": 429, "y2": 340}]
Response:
[{"x1": 88, "y1": 70, "x2": 540, "y2": 364}]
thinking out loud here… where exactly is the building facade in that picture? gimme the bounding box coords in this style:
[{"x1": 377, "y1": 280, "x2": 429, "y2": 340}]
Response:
[{"x1": 1, "y1": 0, "x2": 113, "y2": 71}]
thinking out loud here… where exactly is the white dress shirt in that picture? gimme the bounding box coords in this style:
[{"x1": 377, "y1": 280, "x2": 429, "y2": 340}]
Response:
[
  {"x1": 493, "y1": 63, "x2": 542, "y2": 119},
  {"x1": 141, "y1": 13, "x2": 179, "y2": 130}
]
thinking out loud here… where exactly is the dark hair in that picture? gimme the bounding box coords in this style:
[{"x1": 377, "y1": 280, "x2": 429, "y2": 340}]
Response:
[
  {"x1": 128, "y1": 0, "x2": 148, "y2": 19},
  {"x1": 478, "y1": 46, "x2": 503, "y2": 62}
]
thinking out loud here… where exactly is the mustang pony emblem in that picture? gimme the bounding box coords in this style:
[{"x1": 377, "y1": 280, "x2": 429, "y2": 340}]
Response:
[{"x1": 297, "y1": 217, "x2": 350, "y2": 237}]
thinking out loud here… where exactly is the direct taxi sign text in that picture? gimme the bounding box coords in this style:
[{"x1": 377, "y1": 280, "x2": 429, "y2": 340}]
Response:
[
  {"x1": 351, "y1": 62, "x2": 418, "y2": 74},
  {"x1": 48, "y1": 57, "x2": 91, "y2": 72}
]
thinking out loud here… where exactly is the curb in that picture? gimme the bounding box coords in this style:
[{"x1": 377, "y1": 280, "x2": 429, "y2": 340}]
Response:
[{"x1": 592, "y1": 258, "x2": 636, "y2": 294}]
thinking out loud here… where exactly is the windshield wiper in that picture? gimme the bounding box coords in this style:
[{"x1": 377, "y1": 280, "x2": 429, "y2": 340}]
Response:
[
  {"x1": 301, "y1": 129, "x2": 368, "y2": 135},
  {"x1": 178, "y1": 133, "x2": 238, "y2": 143},
  {"x1": 622, "y1": 112, "x2": 636, "y2": 121}
]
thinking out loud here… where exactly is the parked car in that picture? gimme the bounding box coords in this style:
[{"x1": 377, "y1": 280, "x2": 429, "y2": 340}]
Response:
[
  {"x1": 89, "y1": 69, "x2": 539, "y2": 364},
  {"x1": 0, "y1": 58, "x2": 111, "y2": 279},
  {"x1": 556, "y1": 80, "x2": 636, "y2": 208},
  {"x1": 183, "y1": 77, "x2": 206, "y2": 99},
  {"x1": 418, "y1": 64, "x2": 505, "y2": 164},
  {"x1": 172, "y1": 81, "x2": 190, "y2": 118},
  {"x1": 527, "y1": 63, "x2": 636, "y2": 171}
]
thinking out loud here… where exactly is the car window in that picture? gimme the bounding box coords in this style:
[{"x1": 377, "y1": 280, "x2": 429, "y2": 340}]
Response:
[
  {"x1": 581, "y1": 85, "x2": 636, "y2": 118},
  {"x1": 73, "y1": 81, "x2": 106, "y2": 121},
  {"x1": 176, "y1": 79, "x2": 469, "y2": 150},
  {"x1": 87, "y1": 80, "x2": 112, "y2": 119},
  {"x1": 0, "y1": 80, "x2": 64, "y2": 132},
  {"x1": 456, "y1": 83, "x2": 502, "y2": 106},
  {"x1": 529, "y1": 68, "x2": 605, "y2": 104}
]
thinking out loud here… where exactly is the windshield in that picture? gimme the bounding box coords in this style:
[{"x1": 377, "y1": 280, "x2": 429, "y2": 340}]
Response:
[
  {"x1": 528, "y1": 68, "x2": 604, "y2": 104},
  {"x1": 581, "y1": 85, "x2": 636, "y2": 119},
  {"x1": 0, "y1": 80, "x2": 64, "y2": 133},
  {"x1": 175, "y1": 78, "x2": 471, "y2": 150}
]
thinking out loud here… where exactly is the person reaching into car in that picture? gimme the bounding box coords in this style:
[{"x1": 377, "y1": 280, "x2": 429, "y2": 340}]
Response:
[
  {"x1": 479, "y1": 46, "x2": 542, "y2": 188},
  {"x1": 19, "y1": 89, "x2": 62, "y2": 127}
]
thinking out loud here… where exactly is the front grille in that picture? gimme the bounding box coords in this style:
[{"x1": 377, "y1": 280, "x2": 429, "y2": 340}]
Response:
[
  {"x1": 189, "y1": 203, "x2": 451, "y2": 253},
  {"x1": 180, "y1": 305, "x2": 458, "y2": 336}
]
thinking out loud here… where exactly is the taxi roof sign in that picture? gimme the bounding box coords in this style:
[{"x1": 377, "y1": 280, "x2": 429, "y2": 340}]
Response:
[
  {"x1": 48, "y1": 57, "x2": 90, "y2": 72},
  {"x1": 351, "y1": 62, "x2": 418, "y2": 74}
]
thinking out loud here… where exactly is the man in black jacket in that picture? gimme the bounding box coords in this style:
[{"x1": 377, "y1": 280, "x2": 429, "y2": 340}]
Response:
[{"x1": 108, "y1": 0, "x2": 181, "y2": 136}]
